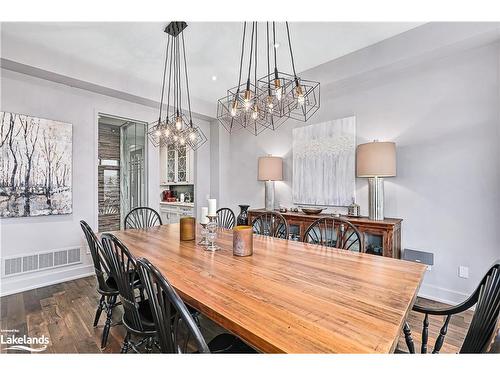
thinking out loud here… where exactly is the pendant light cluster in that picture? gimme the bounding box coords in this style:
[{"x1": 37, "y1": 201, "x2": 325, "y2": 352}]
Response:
[
  {"x1": 217, "y1": 22, "x2": 320, "y2": 135},
  {"x1": 148, "y1": 22, "x2": 207, "y2": 151}
]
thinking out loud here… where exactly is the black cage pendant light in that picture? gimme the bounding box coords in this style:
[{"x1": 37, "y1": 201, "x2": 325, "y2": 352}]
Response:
[
  {"x1": 217, "y1": 22, "x2": 320, "y2": 135},
  {"x1": 216, "y1": 22, "x2": 269, "y2": 136},
  {"x1": 258, "y1": 22, "x2": 320, "y2": 124},
  {"x1": 148, "y1": 22, "x2": 207, "y2": 151}
]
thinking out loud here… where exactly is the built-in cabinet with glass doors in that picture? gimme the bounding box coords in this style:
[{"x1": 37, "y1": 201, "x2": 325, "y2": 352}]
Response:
[{"x1": 160, "y1": 144, "x2": 194, "y2": 185}]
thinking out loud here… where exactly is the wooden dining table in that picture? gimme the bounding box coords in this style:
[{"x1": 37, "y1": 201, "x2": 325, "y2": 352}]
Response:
[{"x1": 108, "y1": 223, "x2": 426, "y2": 353}]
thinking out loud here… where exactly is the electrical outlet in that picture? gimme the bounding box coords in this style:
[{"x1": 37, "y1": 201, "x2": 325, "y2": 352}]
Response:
[{"x1": 459, "y1": 266, "x2": 469, "y2": 279}]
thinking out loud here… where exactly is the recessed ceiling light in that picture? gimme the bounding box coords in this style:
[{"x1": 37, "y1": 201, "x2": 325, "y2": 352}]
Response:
[
  {"x1": 211, "y1": 75, "x2": 217, "y2": 81},
  {"x1": 274, "y1": 42, "x2": 280, "y2": 49}
]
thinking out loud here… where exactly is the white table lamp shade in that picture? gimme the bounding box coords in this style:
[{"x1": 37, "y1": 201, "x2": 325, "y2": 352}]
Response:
[
  {"x1": 258, "y1": 156, "x2": 283, "y2": 181},
  {"x1": 356, "y1": 141, "x2": 396, "y2": 177}
]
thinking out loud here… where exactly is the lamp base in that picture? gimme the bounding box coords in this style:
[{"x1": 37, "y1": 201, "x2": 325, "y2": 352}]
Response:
[
  {"x1": 264, "y1": 180, "x2": 275, "y2": 211},
  {"x1": 368, "y1": 177, "x2": 384, "y2": 221}
]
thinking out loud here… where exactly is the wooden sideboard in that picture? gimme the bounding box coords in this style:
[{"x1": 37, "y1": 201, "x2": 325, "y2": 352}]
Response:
[{"x1": 247, "y1": 209, "x2": 402, "y2": 259}]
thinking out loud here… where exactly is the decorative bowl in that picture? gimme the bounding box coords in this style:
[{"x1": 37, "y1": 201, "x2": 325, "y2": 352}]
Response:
[{"x1": 300, "y1": 207, "x2": 325, "y2": 215}]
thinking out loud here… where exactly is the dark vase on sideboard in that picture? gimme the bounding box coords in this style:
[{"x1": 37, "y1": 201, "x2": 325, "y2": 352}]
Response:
[{"x1": 237, "y1": 205, "x2": 250, "y2": 225}]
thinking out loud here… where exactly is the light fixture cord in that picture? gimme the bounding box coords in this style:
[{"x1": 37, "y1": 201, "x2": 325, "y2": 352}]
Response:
[
  {"x1": 254, "y1": 22, "x2": 258, "y2": 96},
  {"x1": 158, "y1": 35, "x2": 170, "y2": 125},
  {"x1": 173, "y1": 36, "x2": 177, "y2": 115},
  {"x1": 285, "y1": 22, "x2": 298, "y2": 79},
  {"x1": 177, "y1": 37, "x2": 182, "y2": 117},
  {"x1": 253, "y1": 22, "x2": 258, "y2": 134},
  {"x1": 181, "y1": 31, "x2": 193, "y2": 126},
  {"x1": 176, "y1": 37, "x2": 180, "y2": 116},
  {"x1": 273, "y1": 22, "x2": 278, "y2": 78},
  {"x1": 166, "y1": 35, "x2": 174, "y2": 120},
  {"x1": 236, "y1": 22, "x2": 247, "y2": 92},
  {"x1": 266, "y1": 22, "x2": 271, "y2": 94},
  {"x1": 246, "y1": 22, "x2": 255, "y2": 89}
]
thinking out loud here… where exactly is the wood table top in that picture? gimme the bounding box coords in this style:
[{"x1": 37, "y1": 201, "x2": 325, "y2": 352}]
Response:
[{"x1": 108, "y1": 223, "x2": 425, "y2": 353}]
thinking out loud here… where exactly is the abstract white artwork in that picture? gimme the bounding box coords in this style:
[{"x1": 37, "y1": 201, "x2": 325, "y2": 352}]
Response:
[
  {"x1": 0, "y1": 111, "x2": 72, "y2": 218},
  {"x1": 292, "y1": 116, "x2": 356, "y2": 206}
]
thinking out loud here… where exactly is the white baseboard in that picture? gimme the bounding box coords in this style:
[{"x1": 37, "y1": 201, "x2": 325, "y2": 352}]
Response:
[
  {"x1": 418, "y1": 282, "x2": 470, "y2": 307},
  {"x1": 0, "y1": 264, "x2": 95, "y2": 297}
]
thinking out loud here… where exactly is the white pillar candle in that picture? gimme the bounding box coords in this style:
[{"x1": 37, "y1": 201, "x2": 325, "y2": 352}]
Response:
[
  {"x1": 208, "y1": 199, "x2": 217, "y2": 216},
  {"x1": 200, "y1": 207, "x2": 209, "y2": 224}
]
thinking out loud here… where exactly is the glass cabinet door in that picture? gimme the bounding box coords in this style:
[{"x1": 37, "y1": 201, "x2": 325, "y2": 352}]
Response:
[
  {"x1": 364, "y1": 232, "x2": 384, "y2": 255},
  {"x1": 287, "y1": 221, "x2": 302, "y2": 241},
  {"x1": 167, "y1": 144, "x2": 176, "y2": 183},
  {"x1": 176, "y1": 145, "x2": 187, "y2": 183}
]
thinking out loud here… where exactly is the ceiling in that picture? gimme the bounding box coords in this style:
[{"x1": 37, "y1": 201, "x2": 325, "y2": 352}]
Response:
[{"x1": 1, "y1": 22, "x2": 423, "y2": 110}]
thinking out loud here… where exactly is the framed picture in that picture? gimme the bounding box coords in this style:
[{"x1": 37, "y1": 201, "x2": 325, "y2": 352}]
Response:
[
  {"x1": 292, "y1": 116, "x2": 356, "y2": 207},
  {"x1": 0, "y1": 111, "x2": 73, "y2": 218}
]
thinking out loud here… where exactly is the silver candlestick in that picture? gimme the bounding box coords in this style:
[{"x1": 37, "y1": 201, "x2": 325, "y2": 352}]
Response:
[
  {"x1": 205, "y1": 215, "x2": 220, "y2": 251},
  {"x1": 197, "y1": 223, "x2": 209, "y2": 246}
]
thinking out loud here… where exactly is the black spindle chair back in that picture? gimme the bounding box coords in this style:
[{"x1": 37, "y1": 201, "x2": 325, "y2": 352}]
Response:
[
  {"x1": 101, "y1": 233, "x2": 145, "y2": 333},
  {"x1": 124, "y1": 207, "x2": 162, "y2": 229},
  {"x1": 303, "y1": 217, "x2": 364, "y2": 252},
  {"x1": 80, "y1": 220, "x2": 112, "y2": 293},
  {"x1": 216, "y1": 208, "x2": 236, "y2": 229},
  {"x1": 252, "y1": 212, "x2": 288, "y2": 239},
  {"x1": 80, "y1": 220, "x2": 121, "y2": 348},
  {"x1": 136, "y1": 258, "x2": 210, "y2": 353},
  {"x1": 403, "y1": 260, "x2": 500, "y2": 354}
]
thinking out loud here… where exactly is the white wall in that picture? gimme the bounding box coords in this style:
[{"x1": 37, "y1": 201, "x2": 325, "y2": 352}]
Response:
[
  {"x1": 0, "y1": 69, "x2": 210, "y2": 296},
  {"x1": 194, "y1": 118, "x2": 211, "y2": 218},
  {"x1": 213, "y1": 34, "x2": 500, "y2": 305}
]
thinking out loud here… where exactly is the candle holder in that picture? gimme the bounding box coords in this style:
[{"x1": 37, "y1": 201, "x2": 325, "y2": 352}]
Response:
[
  {"x1": 205, "y1": 215, "x2": 221, "y2": 251},
  {"x1": 197, "y1": 223, "x2": 209, "y2": 246}
]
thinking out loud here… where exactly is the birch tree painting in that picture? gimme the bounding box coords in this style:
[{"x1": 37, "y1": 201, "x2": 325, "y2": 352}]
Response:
[
  {"x1": 292, "y1": 116, "x2": 356, "y2": 207},
  {"x1": 0, "y1": 111, "x2": 72, "y2": 217}
]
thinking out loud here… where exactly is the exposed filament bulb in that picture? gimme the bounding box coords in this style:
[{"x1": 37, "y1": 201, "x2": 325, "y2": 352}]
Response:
[
  {"x1": 296, "y1": 84, "x2": 305, "y2": 106},
  {"x1": 274, "y1": 79, "x2": 282, "y2": 101},
  {"x1": 231, "y1": 100, "x2": 238, "y2": 117},
  {"x1": 175, "y1": 116, "x2": 182, "y2": 130},
  {"x1": 251, "y1": 105, "x2": 259, "y2": 120},
  {"x1": 267, "y1": 95, "x2": 274, "y2": 112},
  {"x1": 243, "y1": 89, "x2": 252, "y2": 111}
]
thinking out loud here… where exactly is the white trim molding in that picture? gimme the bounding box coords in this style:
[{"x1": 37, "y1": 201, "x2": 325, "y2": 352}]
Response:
[
  {"x1": 418, "y1": 282, "x2": 470, "y2": 307},
  {"x1": 0, "y1": 264, "x2": 94, "y2": 297}
]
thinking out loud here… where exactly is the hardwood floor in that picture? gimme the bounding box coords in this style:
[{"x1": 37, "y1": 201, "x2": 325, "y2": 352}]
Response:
[
  {"x1": 397, "y1": 299, "x2": 499, "y2": 354},
  {"x1": 0, "y1": 276, "x2": 498, "y2": 354},
  {"x1": 0, "y1": 276, "x2": 225, "y2": 354}
]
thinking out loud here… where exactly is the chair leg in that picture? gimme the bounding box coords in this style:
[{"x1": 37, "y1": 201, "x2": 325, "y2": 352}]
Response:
[
  {"x1": 101, "y1": 295, "x2": 116, "y2": 349},
  {"x1": 121, "y1": 332, "x2": 131, "y2": 353},
  {"x1": 145, "y1": 337, "x2": 153, "y2": 353},
  {"x1": 193, "y1": 312, "x2": 201, "y2": 328},
  {"x1": 93, "y1": 295, "x2": 105, "y2": 327}
]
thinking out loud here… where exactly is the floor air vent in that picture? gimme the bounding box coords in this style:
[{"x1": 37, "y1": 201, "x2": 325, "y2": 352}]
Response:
[{"x1": 2, "y1": 247, "x2": 81, "y2": 277}]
